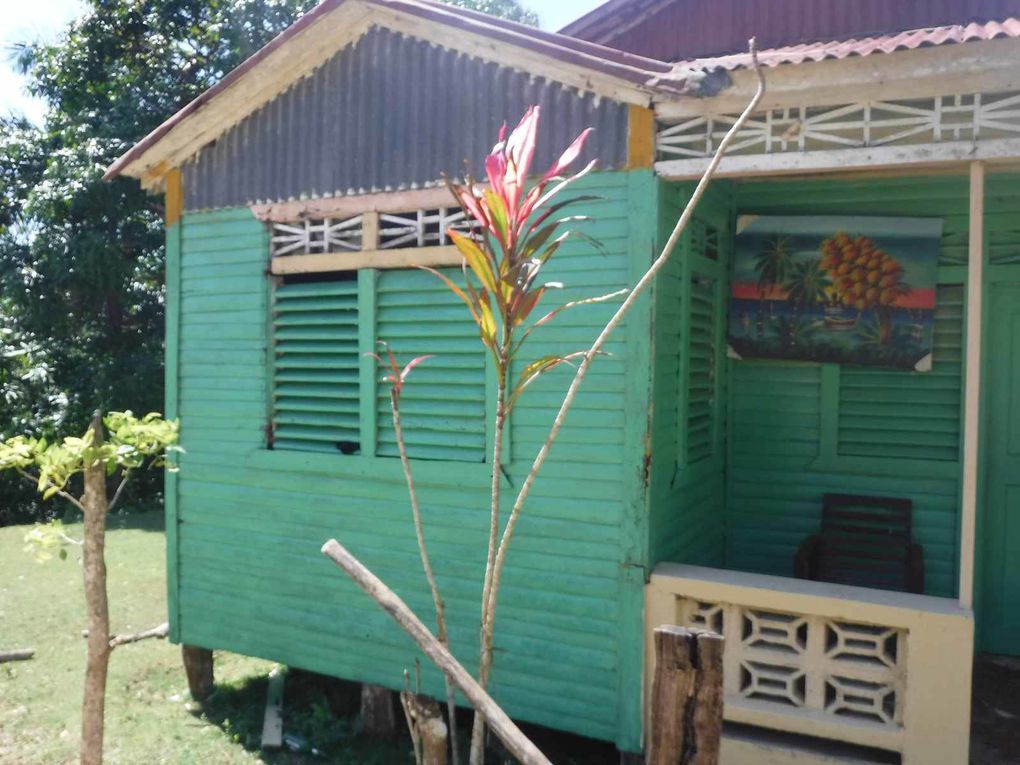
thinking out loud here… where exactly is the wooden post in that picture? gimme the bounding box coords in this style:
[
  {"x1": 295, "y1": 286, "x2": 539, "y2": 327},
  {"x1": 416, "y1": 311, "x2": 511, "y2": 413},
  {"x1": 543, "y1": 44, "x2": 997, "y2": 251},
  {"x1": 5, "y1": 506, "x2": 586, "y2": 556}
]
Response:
[
  {"x1": 960, "y1": 159, "x2": 985, "y2": 610},
  {"x1": 182, "y1": 646, "x2": 214, "y2": 699},
  {"x1": 361, "y1": 683, "x2": 397, "y2": 736},
  {"x1": 80, "y1": 412, "x2": 110, "y2": 765},
  {"x1": 646, "y1": 626, "x2": 724, "y2": 765}
]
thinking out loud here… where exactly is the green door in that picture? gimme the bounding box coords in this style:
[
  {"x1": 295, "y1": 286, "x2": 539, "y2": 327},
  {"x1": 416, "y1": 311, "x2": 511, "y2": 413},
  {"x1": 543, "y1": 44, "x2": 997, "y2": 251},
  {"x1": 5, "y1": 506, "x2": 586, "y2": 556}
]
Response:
[{"x1": 981, "y1": 282, "x2": 1020, "y2": 654}]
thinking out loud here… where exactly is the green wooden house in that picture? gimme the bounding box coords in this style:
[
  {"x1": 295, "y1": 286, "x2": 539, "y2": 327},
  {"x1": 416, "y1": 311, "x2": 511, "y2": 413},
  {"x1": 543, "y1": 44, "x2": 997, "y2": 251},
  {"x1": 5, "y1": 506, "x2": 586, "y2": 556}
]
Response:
[{"x1": 107, "y1": 1, "x2": 1020, "y2": 762}]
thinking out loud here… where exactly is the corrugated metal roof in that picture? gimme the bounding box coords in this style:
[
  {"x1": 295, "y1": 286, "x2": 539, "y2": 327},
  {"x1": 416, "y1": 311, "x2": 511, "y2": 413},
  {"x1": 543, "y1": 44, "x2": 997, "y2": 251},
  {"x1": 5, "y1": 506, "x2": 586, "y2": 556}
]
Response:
[
  {"x1": 105, "y1": 0, "x2": 678, "y2": 182},
  {"x1": 561, "y1": 0, "x2": 1020, "y2": 62},
  {"x1": 675, "y1": 18, "x2": 1020, "y2": 72},
  {"x1": 182, "y1": 27, "x2": 628, "y2": 211}
]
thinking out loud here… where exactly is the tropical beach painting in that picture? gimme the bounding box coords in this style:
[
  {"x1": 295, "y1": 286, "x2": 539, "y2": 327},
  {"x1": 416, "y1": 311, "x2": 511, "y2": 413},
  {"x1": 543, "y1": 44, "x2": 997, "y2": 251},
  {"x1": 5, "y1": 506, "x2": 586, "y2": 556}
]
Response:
[{"x1": 728, "y1": 216, "x2": 942, "y2": 371}]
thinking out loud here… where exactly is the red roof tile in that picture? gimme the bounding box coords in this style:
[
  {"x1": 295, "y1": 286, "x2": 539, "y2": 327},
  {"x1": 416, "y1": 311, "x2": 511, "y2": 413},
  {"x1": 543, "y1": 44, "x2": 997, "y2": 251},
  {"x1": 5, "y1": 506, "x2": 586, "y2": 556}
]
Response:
[{"x1": 676, "y1": 18, "x2": 1020, "y2": 71}]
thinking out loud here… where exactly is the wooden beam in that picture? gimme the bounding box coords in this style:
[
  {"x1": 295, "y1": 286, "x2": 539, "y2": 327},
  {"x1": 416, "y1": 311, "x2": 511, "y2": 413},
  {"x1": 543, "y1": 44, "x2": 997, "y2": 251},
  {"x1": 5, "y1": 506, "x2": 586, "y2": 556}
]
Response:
[
  {"x1": 655, "y1": 137, "x2": 1020, "y2": 179},
  {"x1": 960, "y1": 160, "x2": 985, "y2": 610},
  {"x1": 270, "y1": 246, "x2": 463, "y2": 275},
  {"x1": 361, "y1": 211, "x2": 380, "y2": 250},
  {"x1": 164, "y1": 168, "x2": 183, "y2": 227},
  {"x1": 626, "y1": 105, "x2": 656, "y2": 169},
  {"x1": 251, "y1": 186, "x2": 465, "y2": 223}
]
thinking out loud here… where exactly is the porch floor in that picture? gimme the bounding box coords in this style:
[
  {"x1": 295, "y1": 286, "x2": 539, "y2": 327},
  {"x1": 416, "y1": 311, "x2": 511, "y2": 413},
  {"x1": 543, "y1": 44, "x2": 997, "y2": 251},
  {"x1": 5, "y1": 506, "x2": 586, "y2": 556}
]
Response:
[{"x1": 971, "y1": 654, "x2": 1020, "y2": 764}]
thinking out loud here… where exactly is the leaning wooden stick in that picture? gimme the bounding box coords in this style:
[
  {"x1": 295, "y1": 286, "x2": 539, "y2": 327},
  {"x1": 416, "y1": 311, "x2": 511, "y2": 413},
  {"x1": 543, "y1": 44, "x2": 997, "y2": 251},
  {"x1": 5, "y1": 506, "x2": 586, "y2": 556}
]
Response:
[
  {"x1": 0, "y1": 649, "x2": 35, "y2": 663},
  {"x1": 321, "y1": 539, "x2": 552, "y2": 765},
  {"x1": 484, "y1": 38, "x2": 768, "y2": 631},
  {"x1": 109, "y1": 622, "x2": 169, "y2": 648}
]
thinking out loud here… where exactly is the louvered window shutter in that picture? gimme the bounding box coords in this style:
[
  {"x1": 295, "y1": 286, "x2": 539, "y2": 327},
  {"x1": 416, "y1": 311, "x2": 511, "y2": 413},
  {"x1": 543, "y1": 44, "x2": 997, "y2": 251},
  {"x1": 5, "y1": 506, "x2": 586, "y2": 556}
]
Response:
[
  {"x1": 838, "y1": 284, "x2": 963, "y2": 461},
  {"x1": 686, "y1": 273, "x2": 719, "y2": 464},
  {"x1": 375, "y1": 268, "x2": 487, "y2": 462},
  {"x1": 271, "y1": 277, "x2": 361, "y2": 453}
]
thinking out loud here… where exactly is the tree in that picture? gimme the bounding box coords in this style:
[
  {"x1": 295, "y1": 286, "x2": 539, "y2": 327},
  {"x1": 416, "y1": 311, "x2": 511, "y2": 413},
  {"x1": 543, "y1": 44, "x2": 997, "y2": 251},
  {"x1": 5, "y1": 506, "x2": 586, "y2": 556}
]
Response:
[
  {"x1": 819, "y1": 233, "x2": 909, "y2": 343},
  {"x1": 783, "y1": 257, "x2": 831, "y2": 312},
  {"x1": 442, "y1": 0, "x2": 539, "y2": 25},
  {"x1": 753, "y1": 236, "x2": 793, "y2": 318},
  {"x1": 0, "y1": 411, "x2": 179, "y2": 765},
  {"x1": 0, "y1": 0, "x2": 539, "y2": 525},
  {"x1": 0, "y1": 0, "x2": 318, "y2": 522}
]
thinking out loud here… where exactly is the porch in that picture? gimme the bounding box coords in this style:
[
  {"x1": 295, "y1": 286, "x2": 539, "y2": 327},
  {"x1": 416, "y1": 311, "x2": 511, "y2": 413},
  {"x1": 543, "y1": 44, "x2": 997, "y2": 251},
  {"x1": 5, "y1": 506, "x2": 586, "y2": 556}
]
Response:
[{"x1": 644, "y1": 70, "x2": 1020, "y2": 758}]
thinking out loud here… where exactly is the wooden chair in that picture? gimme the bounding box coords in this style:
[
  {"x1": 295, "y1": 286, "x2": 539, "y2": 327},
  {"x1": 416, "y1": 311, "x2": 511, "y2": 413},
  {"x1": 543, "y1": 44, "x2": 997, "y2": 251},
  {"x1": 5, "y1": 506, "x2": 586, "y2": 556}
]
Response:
[{"x1": 794, "y1": 493, "x2": 925, "y2": 594}]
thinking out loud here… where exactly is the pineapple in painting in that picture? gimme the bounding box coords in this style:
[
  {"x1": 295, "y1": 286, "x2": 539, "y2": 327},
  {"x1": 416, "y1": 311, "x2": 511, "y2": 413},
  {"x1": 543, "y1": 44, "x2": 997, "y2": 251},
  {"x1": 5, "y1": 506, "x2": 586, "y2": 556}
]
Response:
[{"x1": 728, "y1": 216, "x2": 940, "y2": 371}]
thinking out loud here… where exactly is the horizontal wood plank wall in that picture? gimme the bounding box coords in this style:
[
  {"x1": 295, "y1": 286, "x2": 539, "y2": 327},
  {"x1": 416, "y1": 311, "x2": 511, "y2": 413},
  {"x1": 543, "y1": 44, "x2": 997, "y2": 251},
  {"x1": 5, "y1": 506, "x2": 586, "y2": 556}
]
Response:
[
  {"x1": 648, "y1": 181, "x2": 732, "y2": 568},
  {"x1": 172, "y1": 171, "x2": 647, "y2": 748},
  {"x1": 727, "y1": 173, "x2": 1020, "y2": 598}
]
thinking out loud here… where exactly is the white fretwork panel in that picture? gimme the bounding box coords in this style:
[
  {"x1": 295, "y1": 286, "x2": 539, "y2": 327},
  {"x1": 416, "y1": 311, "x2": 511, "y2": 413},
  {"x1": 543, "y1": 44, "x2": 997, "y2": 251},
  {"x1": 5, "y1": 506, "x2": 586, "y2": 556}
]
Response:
[
  {"x1": 378, "y1": 208, "x2": 479, "y2": 249},
  {"x1": 675, "y1": 598, "x2": 907, "y2": 729},
  {"x1": 271, "y1": 216, "x2": 364, "y2": 257},
  {"x1": 657, "y1": 90, "x2": 1020, "y2": 159}
]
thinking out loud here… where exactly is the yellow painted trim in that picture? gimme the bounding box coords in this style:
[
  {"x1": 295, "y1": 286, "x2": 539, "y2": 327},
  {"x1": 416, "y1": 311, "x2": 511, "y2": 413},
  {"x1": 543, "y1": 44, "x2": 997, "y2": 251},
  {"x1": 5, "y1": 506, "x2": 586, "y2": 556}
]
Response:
[
  {"x1": 627, "y1": 105, "x2": 656, "y2": 169},
  {"x1": 271, "y1": 245, "x2": 462, "y2": 275},
  {"x1": 165, "y1": 168, "x2": 183, "y2": 228}
]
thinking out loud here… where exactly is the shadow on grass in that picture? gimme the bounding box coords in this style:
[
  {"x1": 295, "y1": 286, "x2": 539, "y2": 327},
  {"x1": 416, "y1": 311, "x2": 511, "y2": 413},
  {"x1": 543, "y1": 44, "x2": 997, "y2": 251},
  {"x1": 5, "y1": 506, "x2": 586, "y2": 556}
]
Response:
[
  {"x1": 192, "y1": 669, "x2": 414, "y2": 764},
  {"x1": 192, "y1": 667, "x2": 621, "y2": 764}
]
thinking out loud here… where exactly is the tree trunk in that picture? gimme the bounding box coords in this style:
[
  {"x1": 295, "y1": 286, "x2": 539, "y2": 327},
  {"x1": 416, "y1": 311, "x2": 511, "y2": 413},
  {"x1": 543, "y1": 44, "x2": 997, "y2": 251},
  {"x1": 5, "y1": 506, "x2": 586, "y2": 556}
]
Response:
[
  {"x1": 80, "y1": 412, "x2": 110, "y2": 765},
  {"x1": 182, "y1": 646, "x2": 214, "y2": 699}
]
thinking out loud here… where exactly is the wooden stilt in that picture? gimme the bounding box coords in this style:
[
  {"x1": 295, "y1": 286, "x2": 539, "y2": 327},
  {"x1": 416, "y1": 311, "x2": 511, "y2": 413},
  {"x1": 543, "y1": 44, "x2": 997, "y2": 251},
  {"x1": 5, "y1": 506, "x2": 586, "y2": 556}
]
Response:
[
  {"x1": 361, "y1": 683, "x2": 397, "y2": 735},
  {"x1": 182, "y1": 646, "x2": 214, "y2": 699}
]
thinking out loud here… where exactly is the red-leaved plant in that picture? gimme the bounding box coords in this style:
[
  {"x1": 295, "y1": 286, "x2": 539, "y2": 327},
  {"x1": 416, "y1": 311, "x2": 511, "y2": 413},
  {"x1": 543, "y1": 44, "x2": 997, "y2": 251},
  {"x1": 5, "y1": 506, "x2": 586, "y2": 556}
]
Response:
[
  {"x1": 384, "y1": 106, "x2": 628, "y2": 763},
  {"x1": 336, "y1": 48, "x2": 766, "y2": 760}
]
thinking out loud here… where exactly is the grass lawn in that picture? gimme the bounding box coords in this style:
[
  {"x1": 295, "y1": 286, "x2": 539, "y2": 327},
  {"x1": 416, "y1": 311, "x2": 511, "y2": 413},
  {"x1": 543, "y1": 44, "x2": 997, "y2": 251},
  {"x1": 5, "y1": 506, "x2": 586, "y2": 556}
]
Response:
[{"x1": 0, "y1": 511, "x2": 413, "y2": 765}]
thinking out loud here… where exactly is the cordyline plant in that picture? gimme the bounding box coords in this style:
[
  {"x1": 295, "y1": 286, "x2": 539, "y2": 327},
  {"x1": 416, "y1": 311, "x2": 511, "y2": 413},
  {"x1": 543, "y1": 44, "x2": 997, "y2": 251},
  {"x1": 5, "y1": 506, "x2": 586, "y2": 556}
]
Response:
[
  {"x1": 322, "y1": 43, "x2": 766, "y2": 765},
  {"x1": 0, "y1": 411, "x2": 180, "y2": 765}
]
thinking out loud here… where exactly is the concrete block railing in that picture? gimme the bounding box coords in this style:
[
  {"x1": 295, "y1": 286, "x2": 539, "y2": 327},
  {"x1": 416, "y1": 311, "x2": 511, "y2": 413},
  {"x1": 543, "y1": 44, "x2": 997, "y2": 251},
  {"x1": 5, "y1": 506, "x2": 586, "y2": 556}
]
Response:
[{"x1": 645, "y1": 564, "x2": 974, "y2": 764}]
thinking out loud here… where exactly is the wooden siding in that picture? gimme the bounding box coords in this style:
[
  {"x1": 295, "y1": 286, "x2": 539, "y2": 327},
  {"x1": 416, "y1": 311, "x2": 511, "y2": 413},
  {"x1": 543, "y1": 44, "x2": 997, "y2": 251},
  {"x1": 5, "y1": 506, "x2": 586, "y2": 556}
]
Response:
[
  {"x1": 724, "y1": 173, "x2": 1020, "y2": 598},
  {"x1": 170, "y1": 170, "x2": 653, "y2": 750},
  {"x1": 648, "y1": 181, "x2": 732, "y2": 567}
]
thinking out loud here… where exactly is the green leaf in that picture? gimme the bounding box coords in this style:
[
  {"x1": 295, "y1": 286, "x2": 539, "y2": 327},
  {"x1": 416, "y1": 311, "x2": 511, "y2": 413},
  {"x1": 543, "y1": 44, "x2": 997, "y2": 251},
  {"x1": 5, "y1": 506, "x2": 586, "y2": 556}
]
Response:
[{"x1": 451, "y1": 233, "x2": 499, "y2": 296}]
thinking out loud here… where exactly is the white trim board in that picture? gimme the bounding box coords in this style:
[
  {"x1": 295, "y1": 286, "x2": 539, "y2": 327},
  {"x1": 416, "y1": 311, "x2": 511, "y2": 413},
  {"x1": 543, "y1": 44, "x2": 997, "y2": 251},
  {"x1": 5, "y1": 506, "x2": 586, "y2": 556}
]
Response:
[{"x1": 655, "y1": 137, "x2": 1020, "y2": 179}]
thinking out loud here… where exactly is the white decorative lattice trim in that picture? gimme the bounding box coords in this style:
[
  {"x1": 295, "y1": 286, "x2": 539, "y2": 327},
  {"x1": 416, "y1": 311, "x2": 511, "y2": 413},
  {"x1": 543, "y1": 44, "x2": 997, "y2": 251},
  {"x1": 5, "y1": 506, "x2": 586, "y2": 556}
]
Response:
[
  {"x1": 378, "y1": 208, "x2": 478, "y2": 250},
  {"x1": 657, "y1": 90, "x2": 1020, "y2": 160},
  {"x1": 677, "y1": 598, "x2": 907, "y2": 728},
  {"x1": 272, "y1": 207, "x2": 480, "y2": 258},
  {"x1": 271, "y1": 216, "x2": 364, "y2": 257}
]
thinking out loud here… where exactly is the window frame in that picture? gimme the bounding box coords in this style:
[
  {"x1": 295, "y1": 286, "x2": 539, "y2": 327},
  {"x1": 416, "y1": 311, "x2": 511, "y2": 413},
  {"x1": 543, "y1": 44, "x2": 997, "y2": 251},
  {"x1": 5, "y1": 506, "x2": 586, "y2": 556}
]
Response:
[{"x1": 264, "y1": 204, "x2": 500, "y2": 465}]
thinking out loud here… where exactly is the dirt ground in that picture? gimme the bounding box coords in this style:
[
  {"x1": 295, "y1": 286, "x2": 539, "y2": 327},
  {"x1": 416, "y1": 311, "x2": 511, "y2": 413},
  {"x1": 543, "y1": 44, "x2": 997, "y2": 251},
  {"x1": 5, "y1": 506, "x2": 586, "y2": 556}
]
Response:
[{"x1": 971, "y1": 654, "x2": 1020, "y2": 764}]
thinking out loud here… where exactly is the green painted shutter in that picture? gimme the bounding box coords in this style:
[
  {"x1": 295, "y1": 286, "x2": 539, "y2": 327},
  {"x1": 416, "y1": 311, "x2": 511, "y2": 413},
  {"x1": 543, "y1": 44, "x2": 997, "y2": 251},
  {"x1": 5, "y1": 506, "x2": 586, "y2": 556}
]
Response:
[
  {"x1": 272, "y1": 277, "x2": 361, "y2": 453},
  {"x1": 375, "y1": 268, "x2": 486, "y2": 462},
  {"x1": 837, "y1": 284, "x2": 963, "y2": 461},
  {"x1": 686, "y1": 272, "x2": 718, "y2": 464}
]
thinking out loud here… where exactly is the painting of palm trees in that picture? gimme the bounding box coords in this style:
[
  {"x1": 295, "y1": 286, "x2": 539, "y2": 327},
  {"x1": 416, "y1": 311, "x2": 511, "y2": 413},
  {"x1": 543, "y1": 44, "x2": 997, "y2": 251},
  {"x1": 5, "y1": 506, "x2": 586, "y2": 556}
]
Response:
[{"x1": 728, "y1": 216, "x2": 941, "y2": 371}]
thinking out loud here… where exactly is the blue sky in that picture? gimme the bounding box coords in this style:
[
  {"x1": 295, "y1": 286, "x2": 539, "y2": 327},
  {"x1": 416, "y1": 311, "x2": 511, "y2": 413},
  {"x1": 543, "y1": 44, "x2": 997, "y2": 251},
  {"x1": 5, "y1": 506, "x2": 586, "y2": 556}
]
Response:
[{"x1": 0, "y1": 0, "x2": 605, "y2": 124}]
